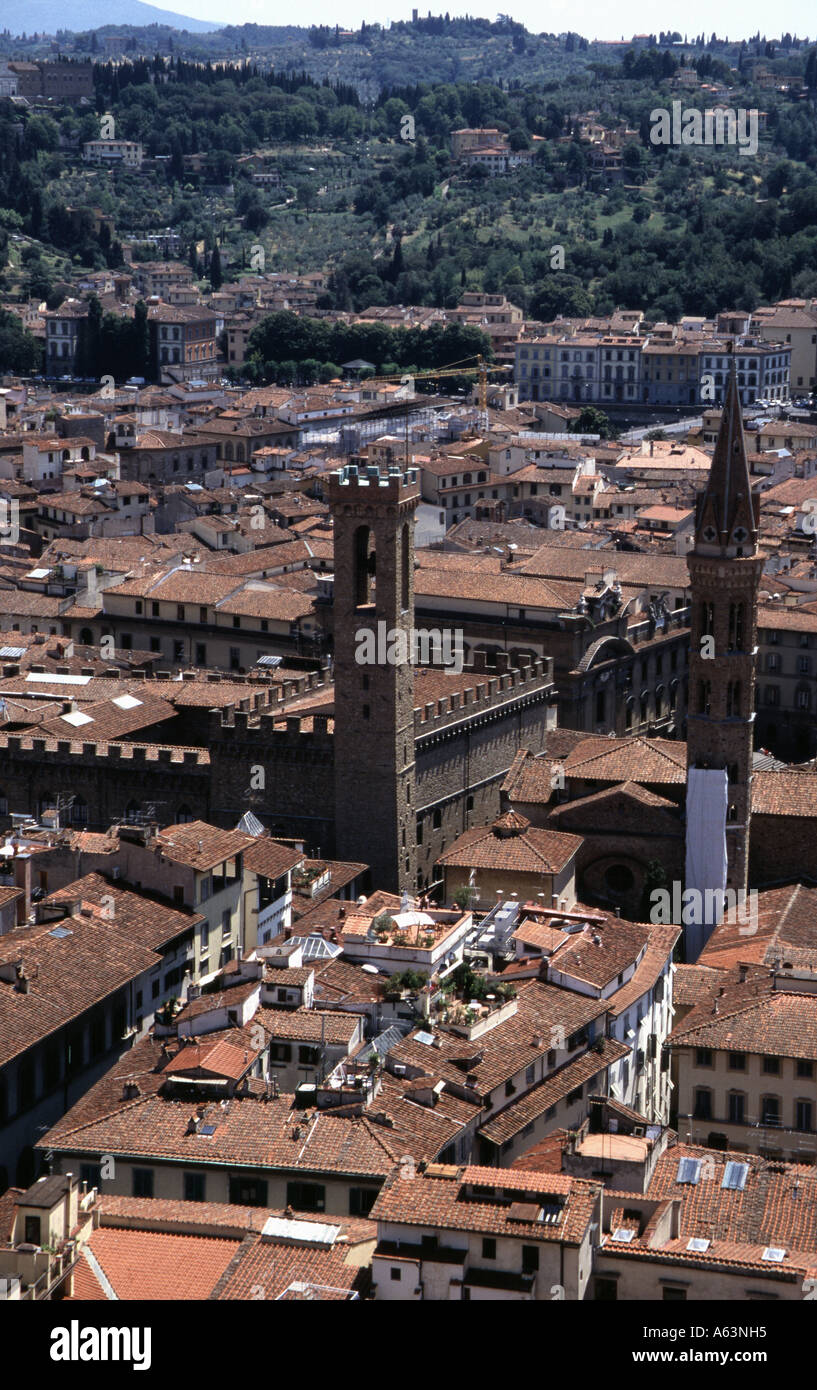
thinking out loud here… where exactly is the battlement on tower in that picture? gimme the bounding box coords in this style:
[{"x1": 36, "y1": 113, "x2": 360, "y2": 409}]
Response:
[
  {"x1": 327, "y1": 460, "x2": 420, "y2": 504},
  {"x1": 414, "y1": 653, "x2": 555, "y2": 737}
]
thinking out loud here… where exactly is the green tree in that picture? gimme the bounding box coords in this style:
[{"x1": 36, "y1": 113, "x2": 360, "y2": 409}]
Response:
[{"x1": 209, "y1": 243, "x2": 223, "y2": 291}]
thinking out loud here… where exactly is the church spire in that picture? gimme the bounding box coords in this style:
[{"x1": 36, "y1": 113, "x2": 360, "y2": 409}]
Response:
[{"x1": 694, "y1": 358, "x2": 757, "y2": 557}]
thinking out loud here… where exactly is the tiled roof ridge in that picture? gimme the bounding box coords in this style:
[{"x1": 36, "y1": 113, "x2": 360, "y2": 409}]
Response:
[
  {"x1": 208, "y1": 1232, "x2": 256, "y2": 1301},
  {"x1": 48, "y1": 1087, "x2": 156, "y2": 1141},
  {"x1": 669, "y1": 985, "x2": 779, "y2": 1042},
  {"x1": 570, "y1": 734, "x2": 685, "y2": 772}
]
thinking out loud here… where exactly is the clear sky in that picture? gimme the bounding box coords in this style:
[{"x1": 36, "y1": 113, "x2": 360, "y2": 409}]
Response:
[{"x1": 169, "y1": 0, "x2": 813, "y2": 41}]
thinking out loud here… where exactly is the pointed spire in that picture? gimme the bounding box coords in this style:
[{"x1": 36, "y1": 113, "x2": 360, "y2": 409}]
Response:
[{"x1": 695, "y1": 356, "x2": 757, "y2": 555}]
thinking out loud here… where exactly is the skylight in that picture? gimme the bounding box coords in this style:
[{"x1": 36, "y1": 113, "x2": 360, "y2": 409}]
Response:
[
  {"x1": 112, "y1": 694, "x2": 143, "y2": 710},
  {"x1": 49, "y1": 926, "x2": 73, "y2": 939},
  {"x1": 762, "y1": 1247, "x2": 786, "y2": 1263},
  {"x1": 26, "y1": 672, "x2": 90, "y2": 685},
  {"x1": 677, "y1": 1157, "x2": 702, "y2": 1185},
  {"x1": 60, "y1": 710, "x2": 94, "y2": 727},
  {"x1": 611, "y1": 1228, "x2": 636, "y2": 1243},
  {"x1": 687, "y1": 1237, "x2": 711, "y2": 1253},
  {"x1": 198, "y1": 1124, "x2": 217, "y2": 1136},
  {"x1": 722, "y1": 1161, "x2": 749, "y2": 1191}
]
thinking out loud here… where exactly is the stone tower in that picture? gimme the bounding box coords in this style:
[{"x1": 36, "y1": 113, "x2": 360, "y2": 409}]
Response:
[
  {"x1": 328, "y1": 460, "x2": 420, "y2": 896},
  {"x1": 686, "y1": 361, "x2": 762, "y2": 906}
]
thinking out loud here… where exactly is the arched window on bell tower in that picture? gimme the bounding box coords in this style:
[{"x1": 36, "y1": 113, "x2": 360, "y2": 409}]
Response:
[
  {"x1": 698, "y1": 679, "x2": 712, "y2": 715},
  {"x1": 401, "y1": 522, "x2": 410, "y2": 612},
  {"x1": 726, "y1": 681, "x2": 741, "y2": 717},
  {"x1": 354, "y1": 524, "x2": 373, "y2": 608},
  {"x1": 728, "y1": 602, "x2": 744, "y2": 650},
  {"x1": 700, "y1": 600, "x2": 714, "y2": 639}
]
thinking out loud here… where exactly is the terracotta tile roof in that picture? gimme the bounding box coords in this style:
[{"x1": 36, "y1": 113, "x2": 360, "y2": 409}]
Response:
[
  {"x1": 78, "y1": 1226, "x2": 240, "y2": 1300},
  {"x1": 212, "y1": 1232, "x2": 365, "y2": 1300},
  {"x1": 517, "y1": 545, "x2": 690, "y2": 589},
  {"x1": 0, "y1": 915, "x2": 160, "y2": 1068},
  {"x1": 752, "y1": 770, "x2": 817, "y2": 817},
  {"x1": 370, "y1": 1164, "x2": 598, "y2": 1247},
  {"x1": 163, "y1": 1039, "x2": 254, "y2": 1082},
  {"x1": 243, "y1": 838, "x2": 303, "y2": 880},
  {"x1": 563, "y1": 735, "x2": 687, "y2": 784},
  {"x1": 435, "y1": 818, "x2": 582, "y2": 874},
  {"x1": 261, "y1": 1006, "x2": 360, "y2": 1046},
  {"x1": 601, "y1": 924, "x2": 679, "y2": 1016},
  {"x1": 156, "y1": 821, "x2": 255, "y2": 871},
  {"x1": 548, "y1": 780, "x2": 681, "y2": 833},
  {"x1": 43, "y1": 874, "x2": 204, "y2": 951},
  {"x1": 96, "y1": 1193, "x2": 375, "y2": 1245},
  {"x1": 414, "y1": 567, "x2": 579, "y2": 612},
  {"x1": 673, "y1": 964, "x2": 721, "y2": 1010},
  {"x1": 757, "y1": 604, "x2": 817, "y2": 634},
  {"x1": 548, "y1": 918, "x2": 651, "y2": 992},
  {"x1": 388, "y1": 980, "x2": 606, "y2": 1095},
  {"x1": 480, "y1": 1038, "x2": 630, "y2": 1144},
  {"x1": 699, "y1": 882, "x2": 817, "y2": 972},
  {"x1": 512, "y1": 918, "x2": 570, "y2": 953},
  {"x1": 35, "y1": 694, "x2": 177, "y2": 743},
  {"x1": 620, "y1": 1142, "x2": 817, "y2": 1274},
  {"x1": 670, "y1": 986, "x2": 817, "y2": 1061}
]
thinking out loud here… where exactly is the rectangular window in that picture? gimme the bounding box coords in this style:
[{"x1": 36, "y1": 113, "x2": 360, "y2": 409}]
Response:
[
  {"x1": 349, "y1": 1187, "x2": 377, "y2": 1217},
  {"x1": 693, "y1": 1089, "x2": 712, "y2": 1120},
  {"x1": 286, "y1": 1181, "x2": 325, "y2": 1212},
  {"x1": 183, "y1": 1172, "x2": 206, "y2": 1202},
  {"x1": 132, "y1": 1168, "x2": 154, "y2": 1198},
  {"x1": 482, "y1": 1237, "x2": 497, "y2": 1260},
  {"x1": 228, "y1": 1176, "x2": 268, "y2": 1207},
  {"x1": 521, "y1": 1245, "x2": 539, "y2": 1275},
  {"x1": 728, "y1": 1052, "x2": 746, "y2": 1071},
  {"x1": 24, "y1": 1215, "x2": 42, "y2": 1245}
]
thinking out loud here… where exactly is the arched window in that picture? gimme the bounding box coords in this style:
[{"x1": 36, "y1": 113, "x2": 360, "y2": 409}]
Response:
[
  {"x1": 69, "y1": 796, "x2": 88, "y2": 825},
  {"x1": 79, "y1": 627, "x2": 94, "y2": 645},
  {"x1": 354, "y1": 524, "x2": 372, "y2": 608},
  {"x1": 726, "y1": 681, "x2": 741, "y2": 717},
  {"x1": 124, "y1": 800, "x2": 141, "y2": 822},
  {"x1": 37, "y1": 792, "x2": 55, "y2": 819},
  {"x1": 700, "y1": 601, "x2": 714, "y2": 637},
  {"x1": 698, "y1": 680, "x2": 712, "y2": 716},
  {"x1": 176, "y1": 804, "x2": 193, "y2": 823},
  {"x1": 728, "y1": 602, "x2": 744, "y2": 650},
  {"x1": 401, "y1": 522, "x2": 410, "y2": 613}
]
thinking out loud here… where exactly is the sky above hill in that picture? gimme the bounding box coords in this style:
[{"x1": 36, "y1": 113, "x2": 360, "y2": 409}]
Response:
[{"x1": 164, "y1": 1, "x2": 813, "y2": 40}]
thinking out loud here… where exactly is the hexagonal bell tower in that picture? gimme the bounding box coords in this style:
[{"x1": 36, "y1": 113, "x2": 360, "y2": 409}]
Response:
[
  {"x1": 328, "y1": 460, "x2": 420, "y2": 896},
  {"x1": 686, "y1": 361, "x2": 762, "y2": 950}
]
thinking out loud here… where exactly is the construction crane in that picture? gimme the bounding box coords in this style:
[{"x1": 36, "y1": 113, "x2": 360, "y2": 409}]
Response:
[
  {"x1": 362, "y1": 355, "x2": 514, "y2": 449},
  {"x1": 369, "y1": 355, "x2": 512, "y2": 409}
]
